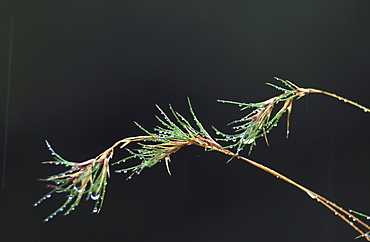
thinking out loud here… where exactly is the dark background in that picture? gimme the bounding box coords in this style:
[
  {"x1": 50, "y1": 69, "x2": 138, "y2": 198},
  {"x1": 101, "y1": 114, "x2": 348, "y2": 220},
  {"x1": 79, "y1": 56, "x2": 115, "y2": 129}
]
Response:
[{"x1": 1, "y1": 1, "x2": 370, "y2": 241}]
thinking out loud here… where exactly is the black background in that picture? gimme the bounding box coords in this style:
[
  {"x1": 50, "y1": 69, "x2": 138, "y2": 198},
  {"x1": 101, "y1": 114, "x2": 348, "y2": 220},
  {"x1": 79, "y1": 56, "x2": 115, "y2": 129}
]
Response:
[{"x1": 1, "y1": 1, "x2": 370, "y2": 241}]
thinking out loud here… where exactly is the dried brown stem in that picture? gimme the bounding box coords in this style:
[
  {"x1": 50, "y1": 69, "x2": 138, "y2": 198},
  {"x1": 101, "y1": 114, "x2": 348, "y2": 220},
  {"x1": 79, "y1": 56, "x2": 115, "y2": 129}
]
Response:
[
  {"x1": 307, "y1": 88, "x2": 370, "y2": 113},
  {"x1": 105, "y1": 128, "x2": 370, "y2": 239},
  {"x1": 232, "y1": 152, "x2": 370, "y2": 240}
]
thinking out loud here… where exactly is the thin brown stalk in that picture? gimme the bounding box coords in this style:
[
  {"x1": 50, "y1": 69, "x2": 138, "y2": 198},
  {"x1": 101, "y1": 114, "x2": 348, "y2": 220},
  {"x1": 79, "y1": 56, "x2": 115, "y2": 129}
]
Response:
[
  {"x1": 307, "y1": 88, "x2": 370, "y2": 113},
  {"x1": 117, "y1": 131, "x2": 370, "y2": 239},
  {"x1": 231, "y1": 152, "x2": 370, "y2": 240}
]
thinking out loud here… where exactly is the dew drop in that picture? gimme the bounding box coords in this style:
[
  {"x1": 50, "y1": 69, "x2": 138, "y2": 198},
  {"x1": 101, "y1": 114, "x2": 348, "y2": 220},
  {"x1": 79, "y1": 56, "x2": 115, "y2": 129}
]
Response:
[
  {"x1": 46, "y1": 194, "x2": 51, "y2": 199},
  {"x1": 90, "y1": 194, "x2": 100, "y2": 201},
  {"x1": 367, "y1": 216, "x2": 370, "y2": 220},
  {"x1": 123, "y1": 170, "x2": 128, "y2": 174},
  {"x1": 93, "y1": 208, "x2": 98, "y2": 213},
  {"x1": 245, "y1": 139, "x2": 254, "y2": 144}
]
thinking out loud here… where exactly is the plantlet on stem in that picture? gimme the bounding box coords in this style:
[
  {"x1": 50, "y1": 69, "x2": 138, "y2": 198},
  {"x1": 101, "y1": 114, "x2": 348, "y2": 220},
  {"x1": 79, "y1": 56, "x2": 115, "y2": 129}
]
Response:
[
  {"x1": 34, "y1": 141, "x2": 112, "y2": 222},
  {"x1": 113, "y1": 98, "x2": 234, "y2": 179},
  {"x1": 215, "y1": 77, "x2": 370, "y2": 156}
]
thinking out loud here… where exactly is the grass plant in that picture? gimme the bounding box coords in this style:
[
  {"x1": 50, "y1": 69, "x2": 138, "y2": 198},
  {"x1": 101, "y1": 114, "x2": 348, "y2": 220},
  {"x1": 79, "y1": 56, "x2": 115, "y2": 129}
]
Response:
[{"x1": 34, "y1": 78, "x2": 370, "y2": 240}]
